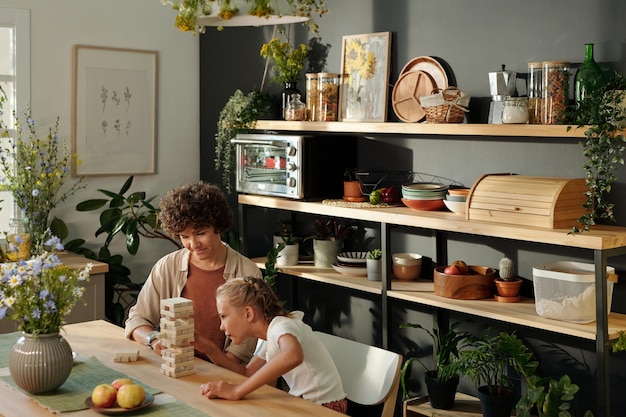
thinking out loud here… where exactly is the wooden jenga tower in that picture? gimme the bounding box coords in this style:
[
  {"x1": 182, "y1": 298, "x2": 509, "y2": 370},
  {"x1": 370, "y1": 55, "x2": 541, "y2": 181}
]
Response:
[{"x1": 159, "y1": 297, "x2": 196, "y2": 378}]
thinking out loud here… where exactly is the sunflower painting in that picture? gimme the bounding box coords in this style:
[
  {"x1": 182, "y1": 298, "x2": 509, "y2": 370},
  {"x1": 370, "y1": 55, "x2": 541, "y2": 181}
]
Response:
[{"x1": 339, "y1": 32, "x2": 391, "y2": 122}]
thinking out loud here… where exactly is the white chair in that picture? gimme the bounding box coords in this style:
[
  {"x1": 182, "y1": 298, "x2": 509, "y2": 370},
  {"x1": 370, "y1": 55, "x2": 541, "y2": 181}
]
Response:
[{"x1": 314, "y1": 331, "x2": 402, "y2": 417}]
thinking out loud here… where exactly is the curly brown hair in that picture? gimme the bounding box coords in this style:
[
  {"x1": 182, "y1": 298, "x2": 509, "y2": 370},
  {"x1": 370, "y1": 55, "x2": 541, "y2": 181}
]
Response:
[{"x1": 158, "y1": 182, "x2": 233, "y2": 237}]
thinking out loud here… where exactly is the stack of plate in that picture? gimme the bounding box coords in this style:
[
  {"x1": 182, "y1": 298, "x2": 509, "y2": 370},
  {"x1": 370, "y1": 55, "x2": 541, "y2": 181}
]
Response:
[
  {"x1": 443, "y1": 188, "x2": 470, "y2": 215},
  {"x1": 332, "y1": 252, "x2": 367, "y2": 276},
  {"x1": 401, "y1": 183, "x2": 448, "y2": 211}
]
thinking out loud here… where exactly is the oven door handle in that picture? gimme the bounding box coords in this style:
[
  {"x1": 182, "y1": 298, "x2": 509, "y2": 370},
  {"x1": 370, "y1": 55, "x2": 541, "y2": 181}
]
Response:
[{"x1": 231, "y1": 138, "x2": 289, "y2": 148}]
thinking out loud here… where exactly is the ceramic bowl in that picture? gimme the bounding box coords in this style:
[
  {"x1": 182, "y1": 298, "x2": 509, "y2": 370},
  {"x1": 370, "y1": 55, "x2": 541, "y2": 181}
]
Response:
[
  {"x1": 331, "y1": 263, "x2": 367, "y2": 276},
  {"x1": 336, "y1": 252, "x2": 368, "y2": 264},
  {"x1": 401, "y1": 198, "x2": 445, "y2": 211},
  {"x1": 445, "y1": 194, "x2": 467, "y2": 202},
  {"x1": 392, "y1": 253, "x2": 423, "y2": 281},
  {"x1": 443, "y1": 199, "x2": 466, "y2": 215},
  {"x1": 447, "y1": 188, "x2": 471, "y2": 197}
]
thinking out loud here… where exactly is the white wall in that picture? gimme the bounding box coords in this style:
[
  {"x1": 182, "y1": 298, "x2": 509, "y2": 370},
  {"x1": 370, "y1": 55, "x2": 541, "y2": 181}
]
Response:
[{"x1": 0, "y1": 0, "x2": 200, "y2": 281}]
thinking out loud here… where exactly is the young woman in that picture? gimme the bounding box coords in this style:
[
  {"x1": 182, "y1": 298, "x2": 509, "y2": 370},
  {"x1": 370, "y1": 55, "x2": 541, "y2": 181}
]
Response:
[
  {"x1": 200, "y1": 277, "x2": 347, "y2": 414},
  {"x1": 125, "y1": 182, "x2": 262, "y2": 370}
]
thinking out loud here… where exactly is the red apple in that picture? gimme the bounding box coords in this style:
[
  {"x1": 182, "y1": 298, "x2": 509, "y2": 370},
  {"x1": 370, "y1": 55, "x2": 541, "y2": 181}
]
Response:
[
  {"x1": 111, "y1": 378, "x2": 134, "y2": 390},
  {"x1": 91, "y1": 384, "x2": 118, "y2": 408},
  {"x1": 451, "y1": 260, "x2": 469, "y2": 274},
  {"x1": 116, "y1": 384, "x2": 146, "y2": 409},
  {"x1": 381, "y1": 186, "x2": 401, "y2": 204},
  {"x1": 443, "y1": 265, "x2": 462, "y2": 275}
]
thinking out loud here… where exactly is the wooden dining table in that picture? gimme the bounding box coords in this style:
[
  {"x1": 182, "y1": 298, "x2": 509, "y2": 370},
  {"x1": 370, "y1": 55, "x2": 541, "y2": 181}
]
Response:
[{"x1": 0, "y1": 320, "x2": 345, "y2": 417}]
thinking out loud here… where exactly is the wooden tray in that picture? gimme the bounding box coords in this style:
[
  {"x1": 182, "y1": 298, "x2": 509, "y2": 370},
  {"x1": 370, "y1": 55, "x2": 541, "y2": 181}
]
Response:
[{"x1": 392, "y1": 70, "x2": 436, "y2": 122}]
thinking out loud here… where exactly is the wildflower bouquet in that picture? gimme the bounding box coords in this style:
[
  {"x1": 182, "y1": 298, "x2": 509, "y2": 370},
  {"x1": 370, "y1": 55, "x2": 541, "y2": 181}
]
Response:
[
  {"x1": 0, "y1": 237, "x2": 92, "y2": 336},
  {"x1": 260, "y1": 37, "x2": 309, "y2": 84},
  {"x1": 0, "y1": 107, "x2": 85, "y2": 255}
]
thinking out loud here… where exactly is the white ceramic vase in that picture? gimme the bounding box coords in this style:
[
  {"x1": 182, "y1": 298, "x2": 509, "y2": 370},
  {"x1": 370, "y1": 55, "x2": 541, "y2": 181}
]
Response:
[
  {"x1": 366, "y1": 258, "x2": 382, "y2": 281},
  {"x1": 313, "y1": 239, "x2": 342, "y2": 268},
  {"x1": 277, "y1": 243, "x2": 299, "y2": 266}
]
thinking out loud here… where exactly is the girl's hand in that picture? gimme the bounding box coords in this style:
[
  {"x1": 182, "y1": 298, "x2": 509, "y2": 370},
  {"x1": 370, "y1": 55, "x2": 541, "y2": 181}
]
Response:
[{"x1": 200, "y1": 381, "x2": 242, "y2": 400}]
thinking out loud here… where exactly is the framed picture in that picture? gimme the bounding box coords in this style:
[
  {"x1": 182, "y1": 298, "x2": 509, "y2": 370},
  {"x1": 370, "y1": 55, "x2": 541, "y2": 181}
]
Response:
[
  {"x1": 339, "y1": 32, "x2": 391, "y2": 122},
  {"x1": 72, "y1": 45, "x2": 158, "y2": 176}
]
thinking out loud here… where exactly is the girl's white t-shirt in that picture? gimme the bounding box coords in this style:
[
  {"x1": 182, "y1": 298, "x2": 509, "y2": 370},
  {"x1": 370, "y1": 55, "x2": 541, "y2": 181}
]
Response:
[{"x1": 256, "y1": 311, "x2": 346, "y2": 404}]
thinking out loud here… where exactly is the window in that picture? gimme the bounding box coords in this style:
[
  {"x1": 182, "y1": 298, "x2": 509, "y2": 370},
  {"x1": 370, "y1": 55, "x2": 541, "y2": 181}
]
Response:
[{"x1": 0, "y1": 8, "x2": 30, "y2": 229}]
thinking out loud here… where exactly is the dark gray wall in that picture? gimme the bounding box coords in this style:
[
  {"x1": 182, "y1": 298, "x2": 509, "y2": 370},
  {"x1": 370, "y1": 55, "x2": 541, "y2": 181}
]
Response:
[{"x1": 200, "y1": 2, "x2": 626, "y2": 416}]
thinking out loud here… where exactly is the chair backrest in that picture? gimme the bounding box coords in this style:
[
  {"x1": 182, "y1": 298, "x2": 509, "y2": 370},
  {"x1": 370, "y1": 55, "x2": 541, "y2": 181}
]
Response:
[{"x1": 314, "y1": 331, "x2": 402, "y2": 417}]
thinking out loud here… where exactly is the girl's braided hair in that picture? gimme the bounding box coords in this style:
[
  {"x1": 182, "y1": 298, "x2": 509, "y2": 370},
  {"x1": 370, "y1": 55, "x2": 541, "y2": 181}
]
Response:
[{"x1": 216, "y1": 277, "x2": 286, "y2": 322}]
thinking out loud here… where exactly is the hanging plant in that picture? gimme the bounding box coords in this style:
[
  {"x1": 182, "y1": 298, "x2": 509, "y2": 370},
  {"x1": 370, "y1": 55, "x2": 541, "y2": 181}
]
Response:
[
  {"x1": 214, "y1": 89, "x2": 272, "y2": 193},
  {"x1": 570, "y1": 72, "x2": 626, "y2": 233}
]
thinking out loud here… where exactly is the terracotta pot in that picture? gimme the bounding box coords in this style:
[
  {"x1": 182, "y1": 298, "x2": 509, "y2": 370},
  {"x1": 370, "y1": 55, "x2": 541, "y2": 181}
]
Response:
[
  {"x1": 343, "y1": 181, "x2": 365, "y2": 202},
  {"x1": 9, "y1": 332, "x2": 73, "y2": 394},
  {"x1": 494, "y1": 278, "x2": 523, "y2": 301}
]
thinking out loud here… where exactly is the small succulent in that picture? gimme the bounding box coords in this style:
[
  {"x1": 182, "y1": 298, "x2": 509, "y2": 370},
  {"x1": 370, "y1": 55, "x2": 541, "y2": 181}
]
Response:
[
  {"x1": 498, "y1": 257, "x2": 515, "y2": 281},
  {"x1": 367, "y1": 249, "x2": 382, "y2": 260}
]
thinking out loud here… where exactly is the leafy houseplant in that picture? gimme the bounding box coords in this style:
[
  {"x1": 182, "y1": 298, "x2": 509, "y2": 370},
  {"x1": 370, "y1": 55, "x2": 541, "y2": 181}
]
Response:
[
  {"x1": 306, "y1": 218, "x2": 353, "y2": 267},
  {"x1": 215, "y1": 89, "x2": 272, "y2": 194},
  {"x1": 399, "y1": 322, "x2": 474, "y2": 409},
  {"x1": 0, "y1": 106, "x2": 85, "y2": 255},
  {"x1": 273, "y1": 219, "x2": 300, "y2": 266},
  {"x1": 366, "y1": 248, "x2": 382, "y2": 260},
  {"x1": 570, "y1": 71, "x2": 626, "y2": 233}
]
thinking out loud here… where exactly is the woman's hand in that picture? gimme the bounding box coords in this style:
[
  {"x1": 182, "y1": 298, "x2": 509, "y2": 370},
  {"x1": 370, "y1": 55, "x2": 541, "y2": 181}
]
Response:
[{"x1": 200, "y1": 381, "x2": 242, "y2": 400}]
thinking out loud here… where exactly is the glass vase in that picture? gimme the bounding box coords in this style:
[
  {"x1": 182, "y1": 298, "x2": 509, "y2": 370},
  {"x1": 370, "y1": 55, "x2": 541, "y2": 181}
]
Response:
[
  {"x1": 6, "y1": 217, "x2": 31, "y2": 261},
  {"x1": 9, "y1": 332, "x2": 74, "y2": 394},
  {"x1": 575, "y1": 43, "x2": 604, "y2": 107}
]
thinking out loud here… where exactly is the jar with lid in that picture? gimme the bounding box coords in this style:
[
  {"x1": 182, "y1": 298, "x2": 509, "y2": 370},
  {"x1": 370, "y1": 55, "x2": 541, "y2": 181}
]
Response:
[
  {"x1": 542, "y1": 61, "x2": 570, "y2": 124},
  {"x1": 527, "y1": 61, "x2": 542, "y2": 124},
  {"x1": 305, "y1": 73, "x2": 319, "y2": 121},
  {"x1": 502, "y1": 97, "x2": 529, "y2": 124},
  {"x1": 317, "y1": 72, "x2": 339, "y2": 121},
  {"x1": 7, "y1": 217, "x2": 31, "y2": 261},
  {"x1": 285, "y1": 93, "x2": 306, "y2": 121}
]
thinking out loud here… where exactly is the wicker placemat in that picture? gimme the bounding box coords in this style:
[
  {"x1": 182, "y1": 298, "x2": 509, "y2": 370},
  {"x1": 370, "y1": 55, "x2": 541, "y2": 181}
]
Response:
[{"x1": 0, "y1": 356, "x2": 160, "y2": 413}]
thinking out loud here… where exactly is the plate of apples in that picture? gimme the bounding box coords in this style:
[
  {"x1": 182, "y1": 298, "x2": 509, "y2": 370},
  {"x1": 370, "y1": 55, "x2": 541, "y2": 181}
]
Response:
[{"x1": 85, "y1": 378, "x2": 153, "y2": 415}]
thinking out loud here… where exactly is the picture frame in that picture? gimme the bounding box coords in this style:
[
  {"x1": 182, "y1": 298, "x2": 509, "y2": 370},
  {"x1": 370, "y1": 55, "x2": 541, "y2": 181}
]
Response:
[
  {"x1": 71, "y1": 45, "x2": 158, "y2": 176},
  {"x1": 339, "y1": 32, "x2": 391, "y2": 122}
]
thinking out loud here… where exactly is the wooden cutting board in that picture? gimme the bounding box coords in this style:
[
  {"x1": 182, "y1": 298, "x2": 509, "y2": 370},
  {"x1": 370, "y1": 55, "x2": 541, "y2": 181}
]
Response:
[{"x1": 392, "y1": 70, "x2": 437, "y2": 122}]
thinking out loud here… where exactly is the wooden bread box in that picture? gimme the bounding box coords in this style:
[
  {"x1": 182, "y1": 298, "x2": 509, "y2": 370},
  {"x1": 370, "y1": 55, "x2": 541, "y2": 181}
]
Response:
[{"x1": 466, "y1": 174, "x2": 588, "y2": 229}]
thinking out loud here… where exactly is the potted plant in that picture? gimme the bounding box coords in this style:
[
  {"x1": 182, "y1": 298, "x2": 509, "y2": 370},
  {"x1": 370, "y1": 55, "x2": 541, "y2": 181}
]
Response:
[
  {"x1": 273, "y1": 219, "x2": 301, "y2": 266},
  {"x1": 570, "y1": 71, "x2": 626, "y2": 233},
  {"x1": 494, "y1": 256, "x2": 523, "y2": 302},
  {"x1": 399, "y1": 321, "x2": 474, "y2": 410},
  {"x1": 260, "y1": 35, "x2": 310, "y2": 119},
  {"x1": 306, "y1": 218, "x2": 353, "y2": 268},
  {"x1": 366, "y1": 248, "x2": 382, "y2": 281},
  {"x1": 214, "y1": 89, "x2": 273, "y2": 193},
  {"x1": 456, "y1": 329, "x2": 531, "y2": 417}
]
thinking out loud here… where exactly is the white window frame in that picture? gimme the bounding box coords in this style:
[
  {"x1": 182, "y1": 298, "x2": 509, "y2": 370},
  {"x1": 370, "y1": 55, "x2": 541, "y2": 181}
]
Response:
[{"x1": 0, "y1": 7, "x2": 30, "y2": 228}]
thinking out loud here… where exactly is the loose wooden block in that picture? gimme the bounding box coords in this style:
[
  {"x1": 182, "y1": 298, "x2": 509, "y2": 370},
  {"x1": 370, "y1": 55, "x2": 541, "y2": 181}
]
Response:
[
  {"x1": 114, "y1": 348, "x2": 139, "y2": 362},
  {"x1": 466, "y1": 174, "x2": 587, "y2": 229},
  {"x1": 160, "y1": 363, "x2": 195, "y2": 378}
]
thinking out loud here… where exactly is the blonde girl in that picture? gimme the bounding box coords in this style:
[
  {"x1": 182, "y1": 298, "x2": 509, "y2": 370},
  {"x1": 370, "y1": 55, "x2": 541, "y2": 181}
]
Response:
[{"x1": 200, "y1": 276, "x2": 347, "y2": 413}]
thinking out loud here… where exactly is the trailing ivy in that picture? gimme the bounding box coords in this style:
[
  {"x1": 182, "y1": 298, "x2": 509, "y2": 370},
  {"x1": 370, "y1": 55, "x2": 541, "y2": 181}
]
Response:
[{"x1": 571, "y1": 72, "x2": 626, "y2": 233}]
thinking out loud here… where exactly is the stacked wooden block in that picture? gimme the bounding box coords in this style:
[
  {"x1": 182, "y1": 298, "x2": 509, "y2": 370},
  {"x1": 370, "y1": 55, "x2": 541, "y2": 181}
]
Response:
[{"x1": 159, "y1": 297, "x2": 196, "y2": 378}]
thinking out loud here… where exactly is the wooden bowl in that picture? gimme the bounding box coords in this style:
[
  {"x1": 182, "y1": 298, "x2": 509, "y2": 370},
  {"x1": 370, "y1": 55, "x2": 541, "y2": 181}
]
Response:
[{"x1": 433, "y1": 266, "x2": 496, "y2": 299}]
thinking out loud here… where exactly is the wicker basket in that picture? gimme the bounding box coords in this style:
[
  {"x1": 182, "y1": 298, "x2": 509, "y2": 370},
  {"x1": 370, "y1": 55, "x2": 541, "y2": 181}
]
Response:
[{"x1": 420, "y1": 87, "x2": 469, "y2": 123}]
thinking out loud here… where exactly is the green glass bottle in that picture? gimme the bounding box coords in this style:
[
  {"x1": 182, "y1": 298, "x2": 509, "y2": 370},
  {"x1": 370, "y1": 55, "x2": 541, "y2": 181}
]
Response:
[{"x1": 574, "y1": 43, "x2": 604, "y2": 106}]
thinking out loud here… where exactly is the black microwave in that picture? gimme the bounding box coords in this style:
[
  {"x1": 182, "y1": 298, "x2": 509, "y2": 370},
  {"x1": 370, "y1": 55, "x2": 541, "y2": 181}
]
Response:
[{"x1": 232, "y1": 133, "x2": 357, "y2": 200}]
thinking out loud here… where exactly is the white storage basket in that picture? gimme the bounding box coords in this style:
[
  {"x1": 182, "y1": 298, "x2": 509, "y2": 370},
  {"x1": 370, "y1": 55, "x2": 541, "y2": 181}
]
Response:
[{"x1": 532, "y1": 261, "x2": 617, "y2": 324}]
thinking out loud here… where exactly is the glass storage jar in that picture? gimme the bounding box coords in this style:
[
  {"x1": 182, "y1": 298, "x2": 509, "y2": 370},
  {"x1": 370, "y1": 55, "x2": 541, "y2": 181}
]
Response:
[
  {"x1": 527, "y1": 61, "x2": 542, "y2": 124},
  {"x1": 7, "y1": 217, "x2": 31, "y2": 261},
  {"x1": 305, "y1": 73, "x2": 319, "y2": 121},
  {"x1": 502, "y1": 97, "x2": 529, "y2": 124},
  {"x1": 542, "y1": 61, "x2": 570, "y2": 125},
  {"x1": 285, "y1": 93, "x2": 306, "y2": 121},
  {"x1": 317, "y1": 72, "x2": 340, "y2": 121}
]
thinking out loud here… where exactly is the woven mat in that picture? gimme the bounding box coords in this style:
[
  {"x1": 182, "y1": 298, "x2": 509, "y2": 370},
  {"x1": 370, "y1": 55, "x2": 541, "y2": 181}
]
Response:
[
  {"x1": 322, "y1": 199, "x2": 400, "y2": 209},
  {"x1": 0, "y1": 356, "x2": 160, "y2": 412}
]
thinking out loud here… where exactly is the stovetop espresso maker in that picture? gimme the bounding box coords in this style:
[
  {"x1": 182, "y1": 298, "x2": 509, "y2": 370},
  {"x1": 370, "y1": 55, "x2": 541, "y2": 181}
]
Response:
[{"x1": 488, "y1": 64, "x2": 523, "y2": 124}]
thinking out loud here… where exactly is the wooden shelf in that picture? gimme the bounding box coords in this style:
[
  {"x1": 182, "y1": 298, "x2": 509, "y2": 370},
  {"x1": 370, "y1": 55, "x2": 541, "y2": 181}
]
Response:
[
  {"x1": 253, "y1": 258, "x2": 381, "y2": 295},
  {"x1": 239, "y1": 195, "x2": 626, "y2": 250},
  {"x1": 256, "y1": 257, "x2": 626, "y2": 341},
  {"x1": 254, "y1": 120, "x2": 587, "y2": 138},
  {"x1": 404, "y1": 394, "x2": 484, "y2": 417}
]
